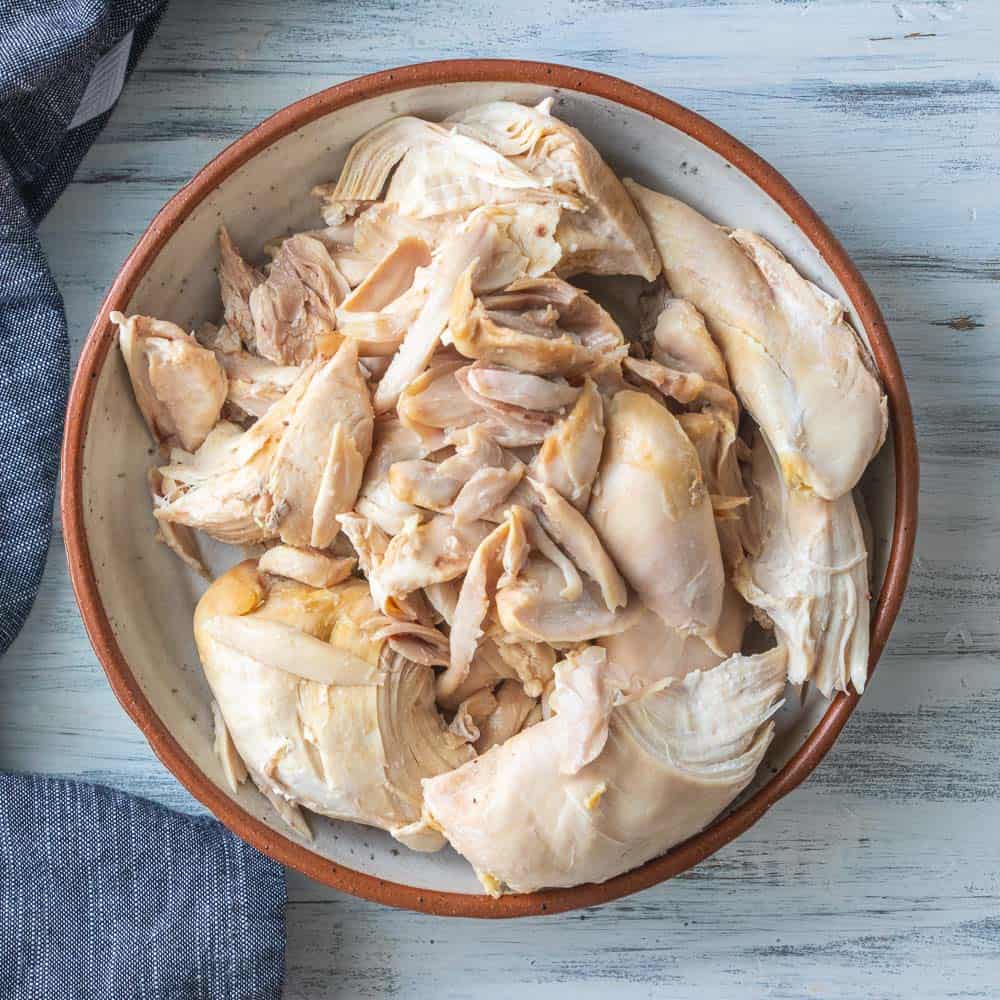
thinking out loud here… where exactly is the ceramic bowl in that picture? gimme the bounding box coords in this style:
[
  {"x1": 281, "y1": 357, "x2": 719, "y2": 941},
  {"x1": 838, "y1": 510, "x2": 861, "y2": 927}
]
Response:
[{"x1": 62, "y1": 60, "x2": 918, "y2": 918}]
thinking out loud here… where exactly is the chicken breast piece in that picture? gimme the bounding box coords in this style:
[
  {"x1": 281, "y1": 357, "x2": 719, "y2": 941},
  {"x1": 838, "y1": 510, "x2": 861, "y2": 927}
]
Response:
[
  {"x1": 678, "y1": 410, "x2": 755, "y2": 574},
  {"x1": 465, "y1": 366, "x2": 580, "y2": 413},
  {"x1": 258, "y1": 545, "x2": 356, "y2": 589},
  {"x1": 528, "y1": 478, "x2": 627, "y2": 613},
  {"x1": 599, "y1": 583, "x2": 749, "y2": 698},
  {"x1": 250, "y1": 233, "x2": 350, "y2": 364},
  {"x1": 317, "y1": 116, "x2": 552, "y2": 220},
  {"x1": 195, "y1": 562, "x2": 473, "y2": 848},
  {"x1": 216, "y1": 350, "x2": 301, "y2": 420},
  {"x1": 448, "y1": 100, "x2": 661, "y2": 280},
  {"x1": 625, "y1": 180, "x2": 887, "y2": 500},
  {"x1": 218, "y1": 227, "x2": 262, "y2": 350},
  {"x1": 389, "y1": 424, "x2": 505, "y2": 514},
  {"x1": 372, "y1": 515, "x2": 493, "y2": 613},
  {"x1": 334, "y1": 236, "x2": 432, "y2": 357},
  {"x1": 356, "y1": 416, "x2": 430, "y2": 535},
  {"x1": 450, "y1": 272, "x2": 628, "y2": 381},
  {"x1": 495, "y1": 555, "x2": 641, "y2": 644},
  {"x1": 114, "y1": 312, "x2": 227, "y2": 452},
  {"x1": 589, "y1": 390, "x2": 725, "y2": 641},
  {"x1": 423, "y1": 646, "x2": 786, "y2": 893},
  {"x1": 736, "y1": 432, "x2": 870, "y2": 696},
  {"x1": 266, "y1": 340, "x2": 374, "y2": 548},
  {"x1": 153, "y1": 385, "x2": 304, "y2": 546},
  {"x1": 623, "y1": 295, "x2": 739, "y2": 425},
  {"x1": 474, "y1": 679, "x2": 541, "y2": 754},
  {"x1": 440, "y1": 517, "x2": 515, "y2": 700},
  {"x1": 373, "y1": 210, "x2": 517, "y2": 413},
  {"x1": 529, "y1": 378, "x2": 605, "y2": 511}
]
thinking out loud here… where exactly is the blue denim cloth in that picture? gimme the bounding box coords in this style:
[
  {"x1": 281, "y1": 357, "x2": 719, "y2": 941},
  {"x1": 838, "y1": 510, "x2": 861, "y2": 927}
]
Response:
[
  {"x1": 0, "y1": 7, "x2": 288, "y2": 996},
  {"x1": 0, "y1": 1, "x2": 165, "y2": 655},
  {"x1": 0, "y1": 775, "x2": 286, "y2": 999}
]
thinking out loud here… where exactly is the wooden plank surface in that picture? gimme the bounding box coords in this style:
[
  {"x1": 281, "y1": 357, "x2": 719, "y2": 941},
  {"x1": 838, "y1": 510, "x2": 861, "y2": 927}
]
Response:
[{"x1": 4, "y1": 0, "x2": 998, "y2": 995}]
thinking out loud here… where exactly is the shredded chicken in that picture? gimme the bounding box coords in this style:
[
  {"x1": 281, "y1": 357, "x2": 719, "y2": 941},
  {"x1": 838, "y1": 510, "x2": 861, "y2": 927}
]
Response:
[{"x1": 120, "y1": 100, "x2": 887, "y2": 895}]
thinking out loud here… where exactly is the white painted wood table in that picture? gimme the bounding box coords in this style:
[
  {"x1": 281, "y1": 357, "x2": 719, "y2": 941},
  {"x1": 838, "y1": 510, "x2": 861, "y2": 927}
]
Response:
[{"x1": 5, "y1": 0, "x2": 998, "y2": 995}]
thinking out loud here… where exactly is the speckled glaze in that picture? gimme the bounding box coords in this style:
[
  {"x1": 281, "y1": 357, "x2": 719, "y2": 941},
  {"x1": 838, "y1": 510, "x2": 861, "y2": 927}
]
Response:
[{"x1": 61, "y1": 60, "x2": 917, "y2": 918}]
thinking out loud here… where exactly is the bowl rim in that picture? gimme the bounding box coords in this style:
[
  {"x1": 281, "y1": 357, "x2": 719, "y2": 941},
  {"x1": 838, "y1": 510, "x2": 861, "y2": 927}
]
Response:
[{"x1": 61, "y1": 58, "x2": 918, "y2": 918}]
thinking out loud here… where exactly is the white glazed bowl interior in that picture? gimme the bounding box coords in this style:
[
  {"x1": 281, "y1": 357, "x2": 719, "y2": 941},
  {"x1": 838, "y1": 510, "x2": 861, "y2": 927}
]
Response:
[{"x1": 81, "y1": 81, "x2": 895, "y2": 894}]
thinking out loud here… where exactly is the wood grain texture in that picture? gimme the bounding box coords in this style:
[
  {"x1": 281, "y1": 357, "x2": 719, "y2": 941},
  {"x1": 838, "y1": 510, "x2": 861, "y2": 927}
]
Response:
[{"x1": 3, "y1": 0, "x2": 997, "y2": 994}]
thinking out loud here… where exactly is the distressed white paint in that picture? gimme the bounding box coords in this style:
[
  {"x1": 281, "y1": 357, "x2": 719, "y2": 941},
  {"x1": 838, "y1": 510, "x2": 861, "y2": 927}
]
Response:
[{"x1": 3, "y1": 0, "x2": 998, "y2": 995}]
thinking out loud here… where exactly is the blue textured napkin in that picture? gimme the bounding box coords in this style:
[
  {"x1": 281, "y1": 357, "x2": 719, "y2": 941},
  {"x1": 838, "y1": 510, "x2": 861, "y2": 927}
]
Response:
[
  {"x1": 0, "y1": 0, "x2": 165, "y2": 655},
  {"x1": 0, "y1": 6, "x2": 288, "y2": 997},
  {"x1": 0, "y1": 775, "x2": 285, "y2": 999}
]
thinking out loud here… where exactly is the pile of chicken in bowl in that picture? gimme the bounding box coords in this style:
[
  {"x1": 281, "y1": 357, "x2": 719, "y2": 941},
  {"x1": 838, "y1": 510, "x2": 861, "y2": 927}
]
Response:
[{"x1": 111, "y1": 98, "x2": 886, "y2": 897}]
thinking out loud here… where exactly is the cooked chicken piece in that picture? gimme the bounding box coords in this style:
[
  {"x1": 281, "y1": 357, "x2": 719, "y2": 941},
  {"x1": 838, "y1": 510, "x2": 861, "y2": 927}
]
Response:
[
  {"x1": 599, "y1": 583, "x2": 749, "y2": 698},
  {"x1": 397, "y1": 359, "x2": 481, "y2": 449},
  {"x1": 318, "y1": 116, "x2": 553, "y2": 222},
  {"x1": 396, "y1": 360, "x2": 550, "y2": 450},
  {"x1": 435, "y1": 637, "x2": 536, "y2": 711},
  {"x1": 218, "y1": 227, "x2": 262, "y2": 350},
  {"x1": 356, "y1": 416, "x2": 430, "y2": 535},
  {"x1": 217, "y1": 350, "x2": 301, "y2": 419},
  {"x1": 464, "y1": 366, "x2": 580, "y2": 412},
  {"x1": 196, "y1": 562, "x2": 473, "y2": 848},
  {"x1": 488, "y1": 202, "x2": 564, "y2": 281},
  {"x1": 334, "y1": 236, "x2": 432, "y2": 357},
  {"x1": 546, "y1": 646, "x2": 616, "y2": 773},
  {"x1": 449, "y1": 272, "x2": 628, "y2": 381},
  {"x1": 427, "y1": 564, "x2": 557, "y2": 707},
  {"x1": 624, "y1": 296, "x2": 754, "y2": 573},
  {"x1": 528, "y1": 479, "x2": 627, "y2": 613},
  {"x1": 249, "y1": 234, "x2": 350, "y2": 365},
  {"x1": 510, "y1": 506, "x2": 582, "y2": 601},
  {"x1": 452, "y1": 464, "x2": 525, "y2": 525},
  {"x1": 258, "y1": 545, "x2": 356, "y2": 589},
  {"x1": 589, "y1": 391, "x2": 725, "y2": 642},
  {"x1": 453, "y1": 366, "x2": 554, "y2": 445},
  {"x1": 268, "y1": 221, "x2": 357, "y2": 251},
  {"x1": 335, "y1": 511, "x2": 410, "y2": 621},
  {"x1": 351, "y1": 202, "x2": 459, "y2": 261},
  {"x1": 447, "y1": 100, "x2": 660, "y2": 280},
  {"x1": 384, "y1": 131, "x2": 563, "y2": 220},
  {"x1": 202, "y1": 614, "x2": 384, "y2": 686},
  {"x1": 678, "y1": 410, "x2": 755, "y2": 574},
  {"x1": 211, "y1": 699, "x2": 248, "y2": 794},
  {"x1": 340, "y1": 236, "x2": 432, "y2": 312},
  {"x1": 319, "y1": 112, "x2": 567, "y2": 273},
  {"x1": 624, "y1": 296, "x2": 739, "y2": 423},
  {"x1": 147, "y1": 467, "x2": 209, "y2": 577},
  {"x1": 529, "y1": 378, "x2": 604, "y2": 511},
  {"x1": 113, "y1": 312, "x2": 227, "y2": 452},
  {"x1": 266, "y1": 222, "x2": 377, "y2": 287},
  {"x1": 196, "y1": 321, "x2": 241, "y2": 355},
  {"x1": 374, "y1": 211, "x2": 520, "y2": 413},
  {"x1": 440, "y1": 518, "x2": 515, "y2": 700},
  {"x1": 448, "y1": 689, "x2": 499, "y2": 744},
  {"x1": 422, "y1": 645, "x2": 786, "y2": 893},
  {"x1": 153, "y1": 410, "x2": 290, "y2": 546},
  {"x1": 625, "y1": 180, "x2": 887, "y2": 500},
  {"x1": 495, "y1": 555, "x2": 641, "y2": 644},
  {"x1": 372, "y1": 515, "x2": 492, "y2": 613},
  {"x1": 389, "y1": 424, "x2": 505, "y2": 513},
  {"x1": 736, "y1": 432, "x2": 869, "y2": 696},
  {"x1": 369, "y1": 619, "x2": 451, "y2": 668},
  {"x1": 625, "y1": 356, "x2": 739, "y2": 424},
  {"x1": 652, "y1": 298, "x2": 731, "y2": 395},
  {"x1": 153, "y1": 348, "x2": 365, "y2": 548},
  {"x1": 266, "y1": 340, "x2": 374, "y2": 548},
  {"x1": 474, "y1": 679, "x2": 540, "y2": 754}
]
